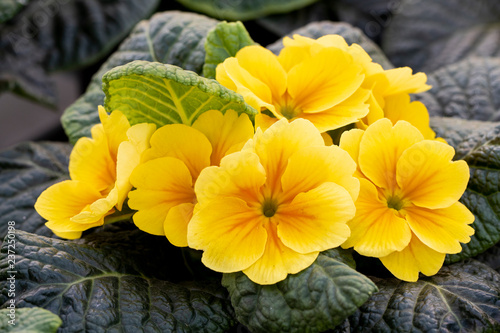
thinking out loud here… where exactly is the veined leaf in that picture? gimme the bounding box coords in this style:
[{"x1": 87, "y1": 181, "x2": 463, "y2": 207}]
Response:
[
  {"x1": 102, "y1": 60, "x2": 256, "y2": 127},
  {"x1": 338, "y1": 260, "x2": 500, "y2": 332},
  {"x1": 62, "y1": 11, "x2": 219, "y2": 144},
  {"x1": 383, "y1": 0, "x2": 500, "y2": 72},
  {"x1": 0, "y1": 308, "x2": 61, "y2": 333},
  {"x1": 175, "y1": 0, "x2": 320, "y2": 21},
  {"x1": 0, "y1": 142, "x2": 71, "y2": 245},
  {"x1": 223, "y1": 248, "x2": 377, "y2": 333},
  {"x1": 0, "y1": 230, "x2": 235, "y2": 332},
  {"x1": 267, "y1": 21, "x2": 393, "y2": 70},
  {"x1": 203, "y1": 21, "x2": 256, "y2": 79}
]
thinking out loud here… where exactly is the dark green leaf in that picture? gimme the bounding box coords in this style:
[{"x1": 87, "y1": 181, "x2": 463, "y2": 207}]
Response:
[
  {"x1": 175, "y1": 0, "x2": 320, "y2": 21},
  {"x1": 339, "y1": 260, "x2": 500, "y2": 332},
  {"x1": 0, "y1": 307, "x2": 62, "y2": 333},
  {"x1": 222, "y1": 248, "x2": 377, "y2": 333},
  {"x1": 203, "y1": 21, "x2": 256, "y2": 79},
  {"x1": 0, "y1": 0, "x2": 28, "y2": 23},
  {"x1": 416, "y1": 58, "x2": 500, "y2": 122},
  {"x1": 61, "y1": 11, "x2": 218, "y2": 144},
  {"x1": 102, "y1": 60, "x2": 256, "y2": 127},
  {"x1": 0, "y1": 230, "x2": 235, "y2": 332},
  {"x1": 0, "y1": 0, "x2": 159, "y2": 106},
  {"x1": 382, "y1": 0, "x2": 500, "y2": 72},
  {"x1": 267, "y1": 21, "x2": 393, "y2": 70},
  {"x1": 0, "y1": 142, "x2": 71, "y2": 245},
  {"x1": 475, "y1": 242, "x2": 500, "y2": 274}
]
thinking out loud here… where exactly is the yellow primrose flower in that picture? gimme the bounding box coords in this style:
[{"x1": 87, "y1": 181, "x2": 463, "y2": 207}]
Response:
[
  {"x1": 282, "y1": 34, "x2": 434, "y2": 137},
  {"x1": 35, "y1": 107, "x2": 156, "y2": 239},
  {"x1": 216, "y1": 41, "x2": 370, "y2": 133},
  {"x1": 339, "y1": 118, "x2": 475, "y2": 281},
  {"x1": 128, "y1": 110, "x2": 254, "y2": 247},
  {"x1": 188, "y1": 118, "x2": 359, "y2": 285}
]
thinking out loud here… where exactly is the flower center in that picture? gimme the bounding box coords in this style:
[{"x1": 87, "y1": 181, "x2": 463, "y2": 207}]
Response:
[
  {"x1": 262, "y1": 198, "x2": 278, "y2": 217},
  {"x1": 386, "y1": 195, "x2": 405, "y2": 211}
]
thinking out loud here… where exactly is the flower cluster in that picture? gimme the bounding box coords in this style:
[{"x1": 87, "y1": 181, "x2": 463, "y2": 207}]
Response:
[{"x1": 35, "y1": 34, "x2": 474, "y2": 284}]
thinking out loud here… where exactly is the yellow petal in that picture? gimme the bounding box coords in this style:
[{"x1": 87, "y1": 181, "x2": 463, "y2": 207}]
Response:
[
  {"x1": 194, "y1": 150, "x2": 266, "y2": 206},
  {"x1": 236, "y1": 45, "x2": 287, "y2": 99},
  {"x1": 287, "y1": 47, "x2": 364, "y2": 113},
  {"x1": 358, "y1": 119, "x2": 423, "y2": 191},
  {"x1": 71, "y1": 187, "x2": 118, "y2": 224},
  {"x1": 299, "y1": 87, "x2": 370, "y2": 132},
  {"x1": 254, "y1": 113, "x2": 278, "y2": 132},
  {"x1": 384, "y1": 95, "x2": 436, "y2": 140},
  {"x1": 188, "y1": 197, "x2": 267, "y2": 272},
  {"x1": 339, "y1": 128, "x2": 365, "y2": 179},
  {"x1": 357, "y1": 92, "x2": 385, "y2": 130},
  {"x1": 243, "y1": 222, "x2": 318, "y2": 285},
  {"x1": 192, "y1": 109, "x2": 254, "y2": 166},
  {"x1": 277, "y1": 182, "x2": 354, "y2": 254},
  {"x1": 321, "y1": 132, "x2": 333, "y2": 146},
  {"x1": 278, "y1": 36, "x2": 314, "y2": 72},
  {"x1": 397, "y1": 140, "x2": 469, "y2": 209},
  {"x1": 144, "y1": 124, "x2": 211, "y2": 180},
  {"x1": 380, "y1": 235, "x2": 445, "y2": 282},
  {"x1": 115, "y1": 122, "x2": 156, "y2": 210},
  {"x1": 382, "y1": 67, "x2": 431, "y2": 96},
  {"x1": 216, "y1": 57, "x2": 274, "y2": 112},
  {"x1": 404, "y1": 202, "x2": 475, "y2": 253},
  {"x1": 98, "y1": 107, "x2": 131, "y2": 160},
  {"x1": 250, "y1": 118, "x2": 324, "y2": 194},
  {"x1": 164, "y1": 202, "x2": 194, "y2": 247},
  {"x1": 281, "y1": 146, "x2": 359, "y2": 203},
  {"x1": 342, "y1": 179, "x2": 411, "y2": 257},
  {"x1": 35, "y1": 180, "x2": 102, "y2": 222},
  {"x1": 46, "y1": 217, "x2": 104, "y2": 234},
  {"x1": 51, "y1": 230, "x2": 83, "y2": 240},
  {"x1": 69, "y1": 124, "x2": 116, "y2": 192},
  {"x1": 128, "y1": 157, "x2": 195, "y2": 235}
]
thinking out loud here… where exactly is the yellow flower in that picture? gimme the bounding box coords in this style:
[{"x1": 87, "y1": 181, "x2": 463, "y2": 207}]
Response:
[
  {"x1": 282, "y1": 34, "x2": 435, "y2": 138},
  {"x1": 128, "y1": 110, "x2": 254, "y2": 247},
  {"x1": 188, "y1": 118, "x2": 359, "y2": 285},
  {"x1": 339, "y1": 118, "x2": 475, "y2": 281},
  {"x1": 216, "y1": 40, "x2": 370, "y2": 133},
  {"x1": 35, "y1": 107, "x2": 156, "y2": 239}
]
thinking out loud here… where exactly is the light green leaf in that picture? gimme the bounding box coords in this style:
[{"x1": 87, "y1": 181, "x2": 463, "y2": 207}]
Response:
[
  {"x1": 0, "y1": 308, "x2": 61, "y2": 333},
  {"x1": 417, "y1": 58, "x2": 500, "y2": 122},
  {"x1": 61, "y1": 11, "x2": 219, "y2": 144},
  {"x1": 222, "y1": 248, "x2": 377, "y2": 333},
  {"x1": 383, "y1": 0, "x2": 500, "y2": 72},
  {"x1": 338, "y1": 260, "x2": 500, "y2": 332},
  {"x1": 175, "y1": 0, "x2": 320, "y2": 21},
  {"x1": 102, "y1": 60, "x2": 256, "y2": 127},
  {"x1": 267, "y1": 21, "x2": 393, "y2": 70},
  {"x1": 203, "y1": 21, "x2": 256, "y2": 79},
  {"x1": 0, "y1": 230, "x2": 235, "y2": 332}
]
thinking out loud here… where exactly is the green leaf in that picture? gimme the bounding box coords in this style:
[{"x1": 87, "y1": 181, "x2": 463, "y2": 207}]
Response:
[
  {"x1": 0, "y1": 0, "x2": 27, "y2": 24},
  {"x1": 417, "y1": 58, "x2": 500, "y2": 121},
  {"x1": 0, "y1": 308, "x2": 61, "y2": 333},
  {"x1": 0, "y1": 142, "x2": 71, "y2": 245},
  {"x1": 339, "y1": 260, "x2": 500, "y2": 332},
  {"x1": 222, "y1": 248, "x2": 377, "y2": 333},
  {"x1": 0, "y1": 230, "x2": 235, "y2": 332},
  {"x1": 175, "y1": 0, "x2": 320, "y2": 21},
  {"x1": 203, "y1": 21, "x2": 256, "y2": 79},
  {"x1": 0, "y1": 0, "x2": 159, "y2": 106},
  {"x1": 475, "y1": 242, "x2": 500, "y2": 274},
  {"x1": 102, "y1": 60, "x2": 257, "y2": 127},
  {"x1": 382, "y1": 0, "x2": 500, "y2": 72},
  {"x1": 61, "y1": 11, "x2": 219, "y2": 144},
  {"x1": 267, "y1": 21, "x2": 393, "y2": 70}
]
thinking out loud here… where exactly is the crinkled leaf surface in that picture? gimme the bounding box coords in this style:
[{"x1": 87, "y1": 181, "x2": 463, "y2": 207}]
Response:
[
  {"x1": 175, "y1": 0, "x2": 320, "y2": 21},
  {"x1": 0, "y1": 0, "x2": 159, "y2": 106},
  {"x1": 267, "y1": 21, "x2": 393, "y2": 70},
  {"x1": 61, "y1": 11, "x2": 218, "y2": 144},
  {"x1": 203, "y1": 21, "x2": 256, "y2": 79},
  {"x1": 0, "y1": 142, "x2": 71, "y2": 245},
  {"x1": 336, "y1": 260, "x2": 500, "y2": 332},
  {"x1": 382, "y1": 0, "x2": 500, "y2": 72},
  {"x1": 475, "y1": 242, "x2": 500, "y2": 274},
  {"x1": 222, "y1": 248, "x2": 377, "y2": 333},
  {"x1": 102, "y1": 60, "x2": 256, "y2": 127},
  {"x1": 0, "y1": 230, "x2": 235, "y2": 332},
  {"x1": 416, "y1": 58, "x2": 500, "y2": 121},
  {"x1": 0, "y1": 307, "x2": 62, "y2": 333}
]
